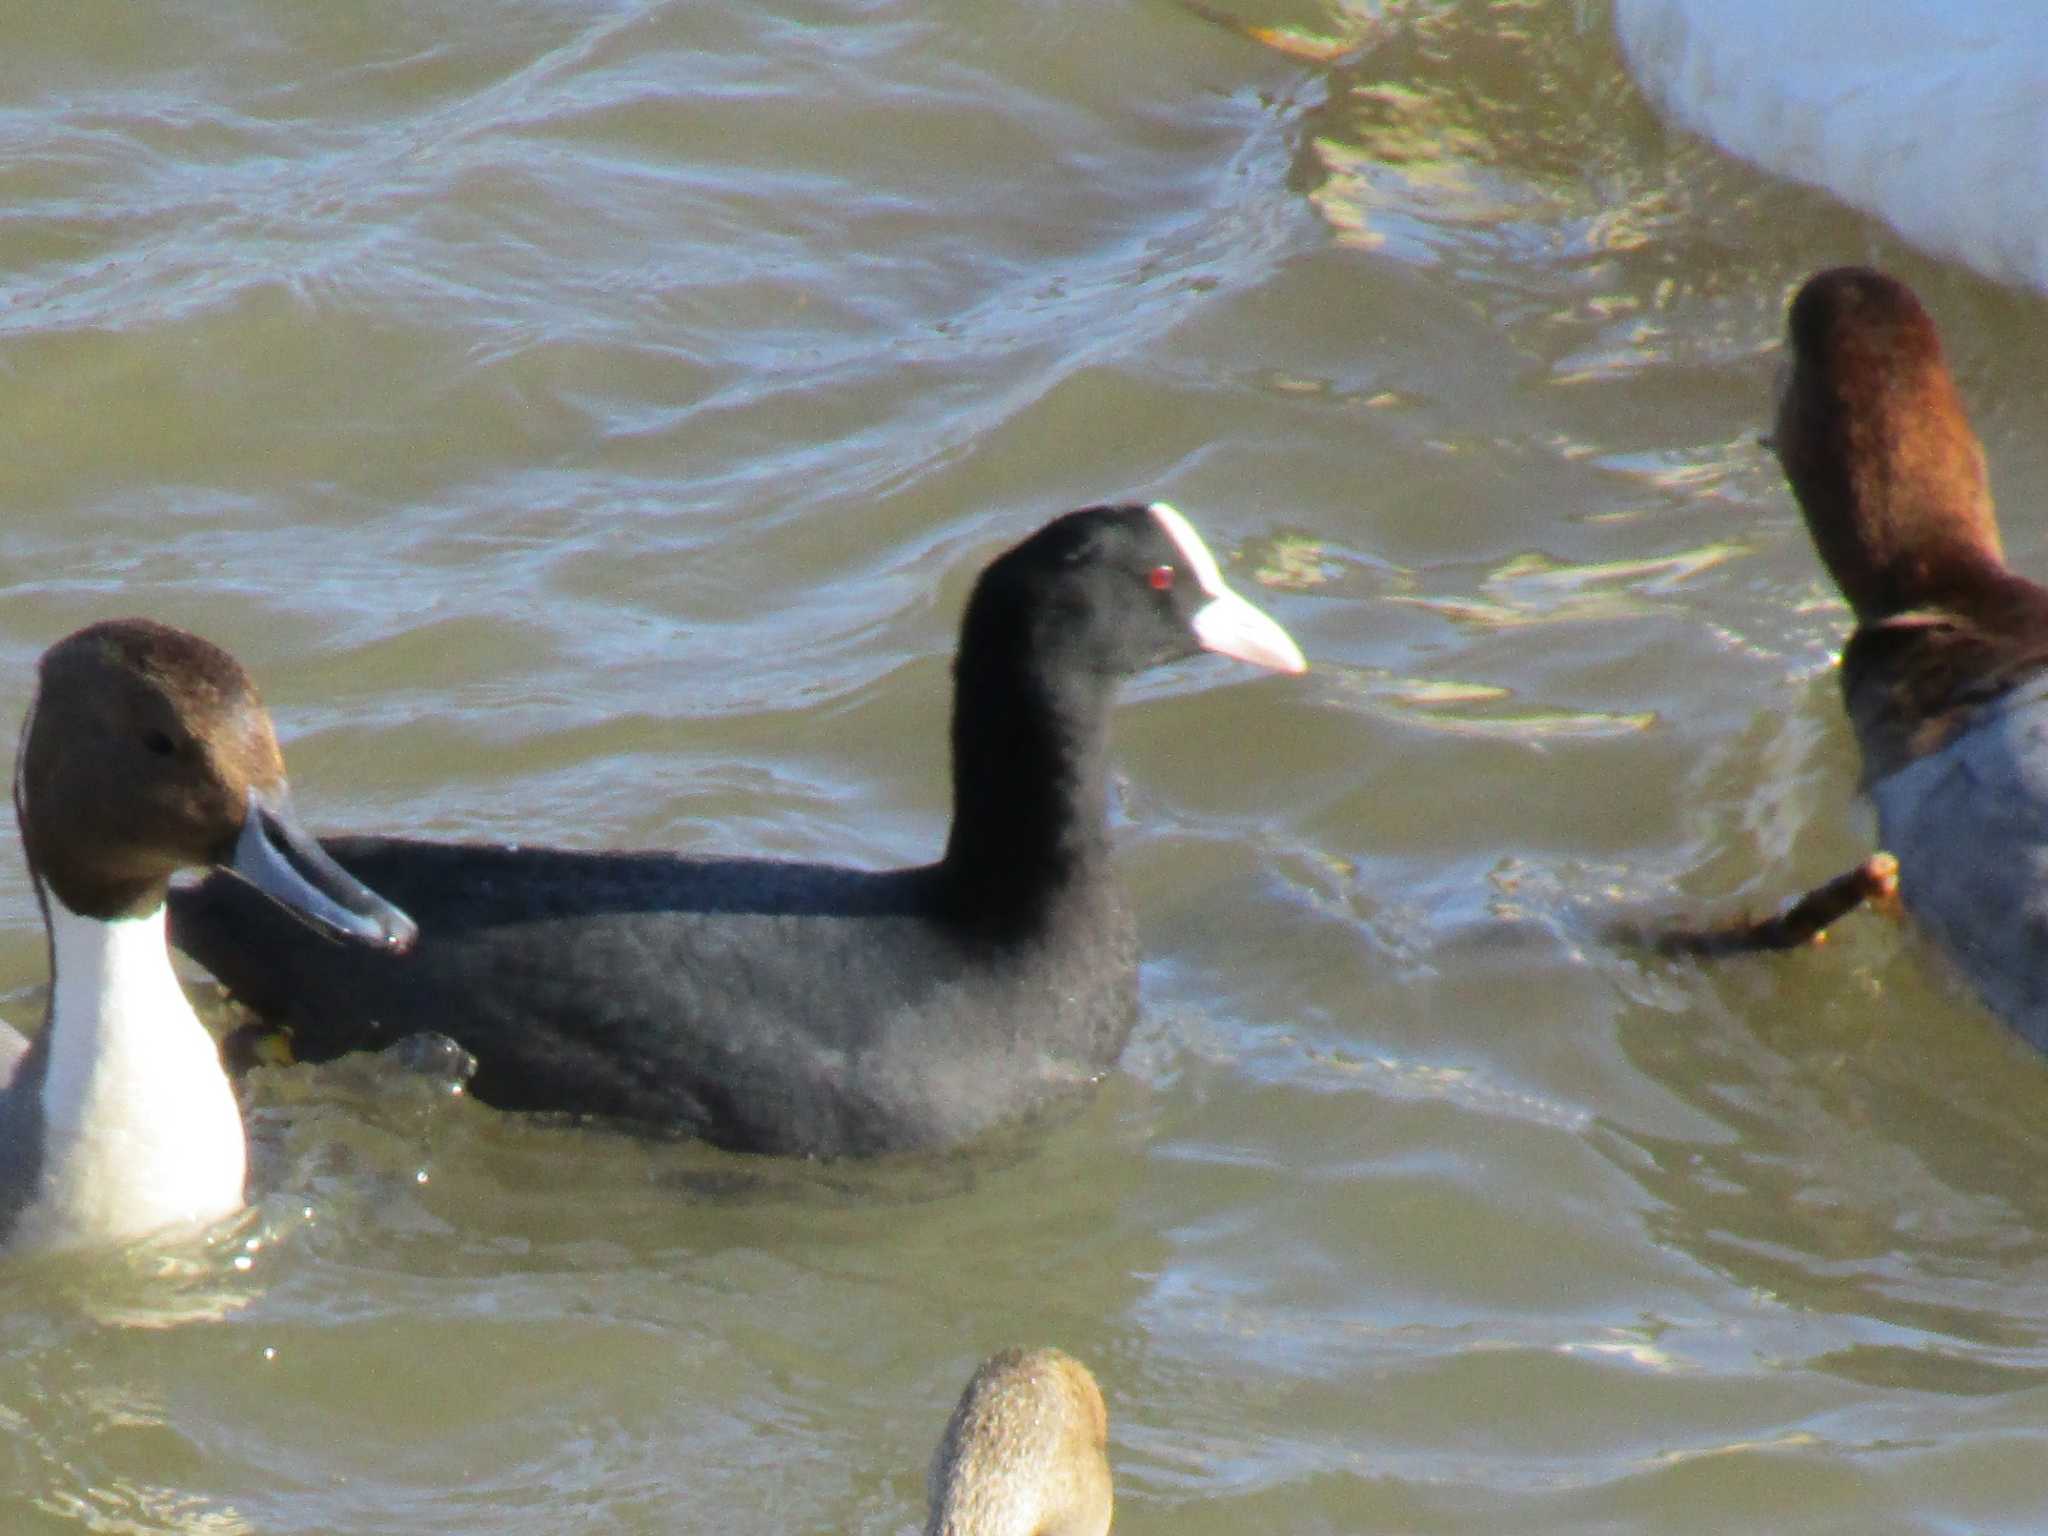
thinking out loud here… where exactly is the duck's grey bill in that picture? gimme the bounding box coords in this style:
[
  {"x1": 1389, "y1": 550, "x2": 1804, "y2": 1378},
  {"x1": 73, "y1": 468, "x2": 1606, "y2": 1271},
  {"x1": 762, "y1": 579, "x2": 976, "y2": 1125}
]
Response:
[{"x1": 232, "y1": 787, "x2": 418, "y2": 951}]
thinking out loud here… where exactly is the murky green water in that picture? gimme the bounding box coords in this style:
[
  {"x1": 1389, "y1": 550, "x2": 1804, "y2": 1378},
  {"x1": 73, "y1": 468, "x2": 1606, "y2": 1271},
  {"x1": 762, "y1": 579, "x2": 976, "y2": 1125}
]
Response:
[{"x1": 6, "y1": 1, "x2": 2048, "y2": 1531}]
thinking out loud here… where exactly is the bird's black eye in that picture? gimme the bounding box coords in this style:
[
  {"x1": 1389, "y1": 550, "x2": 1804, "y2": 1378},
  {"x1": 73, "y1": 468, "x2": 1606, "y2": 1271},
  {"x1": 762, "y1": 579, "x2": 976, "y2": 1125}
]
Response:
[
  {"x1": 1147, "y1": 564, "x2": 1175, "y2": 592},
  {"x1": 142, "y1": 728, "x2": 177, "y2": 757}
]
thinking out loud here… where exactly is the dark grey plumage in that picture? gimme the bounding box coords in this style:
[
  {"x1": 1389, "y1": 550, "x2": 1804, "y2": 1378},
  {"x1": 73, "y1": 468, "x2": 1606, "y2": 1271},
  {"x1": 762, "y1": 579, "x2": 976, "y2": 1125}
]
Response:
[{"x1": 172, "y1": 504, "x2": 1303, "y2": 1156}]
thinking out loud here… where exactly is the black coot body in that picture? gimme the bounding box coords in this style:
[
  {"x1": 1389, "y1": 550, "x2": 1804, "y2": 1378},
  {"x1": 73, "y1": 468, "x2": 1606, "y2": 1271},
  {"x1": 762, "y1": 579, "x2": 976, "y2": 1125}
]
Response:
[{"x1": 171, "y1": 504, "x2": 1305, "y2": 1156}]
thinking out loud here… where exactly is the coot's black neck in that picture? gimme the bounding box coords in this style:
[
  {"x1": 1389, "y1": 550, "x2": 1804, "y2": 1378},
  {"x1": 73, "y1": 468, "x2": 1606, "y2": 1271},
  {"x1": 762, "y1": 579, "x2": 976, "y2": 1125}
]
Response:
[{"x1": 940, "y1": 644, "x2": 1118, "y2": 939}]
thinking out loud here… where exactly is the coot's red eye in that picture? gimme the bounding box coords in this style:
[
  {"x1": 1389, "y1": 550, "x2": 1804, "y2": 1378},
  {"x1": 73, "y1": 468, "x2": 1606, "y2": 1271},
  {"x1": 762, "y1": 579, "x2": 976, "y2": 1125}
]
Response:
[{"x1": 1148, "y1": 565, "x2": 1174, "y2": 592}]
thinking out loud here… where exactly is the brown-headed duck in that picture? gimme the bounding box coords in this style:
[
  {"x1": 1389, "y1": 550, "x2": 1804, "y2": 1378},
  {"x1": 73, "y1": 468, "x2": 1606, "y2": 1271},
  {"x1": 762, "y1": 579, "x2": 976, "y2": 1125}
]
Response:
[
  {"x1": 1762, "y1": 266, "x2": 2048, "y2": 1038},
  {"x1": 0, "y1": 620, "x2": 415, "y2": 1253}
]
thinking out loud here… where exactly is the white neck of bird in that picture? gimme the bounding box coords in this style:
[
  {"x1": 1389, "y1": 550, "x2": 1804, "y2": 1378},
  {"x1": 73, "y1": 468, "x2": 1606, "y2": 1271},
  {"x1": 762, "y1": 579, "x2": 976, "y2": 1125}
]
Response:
[{"x1": 20, "y1": 896, "x2": 246, "y2": 1251}]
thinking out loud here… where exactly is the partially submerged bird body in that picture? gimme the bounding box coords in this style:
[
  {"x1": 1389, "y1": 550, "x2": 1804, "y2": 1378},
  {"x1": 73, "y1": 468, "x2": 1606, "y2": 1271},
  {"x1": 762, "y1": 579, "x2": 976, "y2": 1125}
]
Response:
[
  {"x1": 1775, "y1": 266, "x2": 2048, "y2": 1041},
  {"x1": 1864, "y1": 676, "x2": 2048, "y2": 1042},
  {"x1": 927, "y1": 1347, "x2": 1112, "y2": 1536},
  {"x1": 1615, "y1": 0, "x2": 2048, "y2": 293},
  {"x1": 201, "y1": 841, "x2": 1136, "y2": 1155},
  {"x1": 172, "y1": 504, "x2": 1304, "y2": 1155}
]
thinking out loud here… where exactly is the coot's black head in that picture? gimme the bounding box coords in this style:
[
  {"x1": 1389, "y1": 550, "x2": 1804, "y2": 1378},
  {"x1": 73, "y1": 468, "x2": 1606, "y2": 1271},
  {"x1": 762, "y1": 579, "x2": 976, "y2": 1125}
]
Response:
[
  {"x1": 941, "y1": 504, "x2": 1303, "y2": 912},
  {"x1": 958, "y1": 503, "x2": 1306, "y2": 687}
]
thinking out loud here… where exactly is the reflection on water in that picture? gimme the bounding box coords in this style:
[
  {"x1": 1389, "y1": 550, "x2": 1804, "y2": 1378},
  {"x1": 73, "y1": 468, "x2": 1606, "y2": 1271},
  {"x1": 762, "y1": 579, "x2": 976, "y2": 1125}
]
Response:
[{"x1": 7, "y1": 0, "x2": 2048, "y2": 1532}]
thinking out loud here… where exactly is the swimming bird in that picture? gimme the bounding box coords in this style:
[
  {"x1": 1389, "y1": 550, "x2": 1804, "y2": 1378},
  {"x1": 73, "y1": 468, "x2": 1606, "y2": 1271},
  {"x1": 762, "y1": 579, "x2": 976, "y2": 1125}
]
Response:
[
  {"x1": 926, "y1": 1347, "x2": 1112, "y2": 1536},
  {"x1": 171, "y1": 504, "x2": 1306, "y2": 1155},
  {"x1": 1615, "y1": 2, "x2": 2048, "y2": 293},
  {"x1": 1768, "y1": 266, "x2": 2048, "y2": 1040},
  {"x1": 0, "y1": 619, "x2": 417, "y2": 1254}
]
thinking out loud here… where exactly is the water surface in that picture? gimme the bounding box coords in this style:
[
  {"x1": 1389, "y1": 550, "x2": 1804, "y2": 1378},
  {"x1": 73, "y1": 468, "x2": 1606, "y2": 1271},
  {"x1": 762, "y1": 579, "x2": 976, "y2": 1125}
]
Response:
[{"x1": 6, "y1": 1, "x2": 2048, "y2": 1531}]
